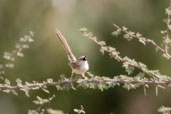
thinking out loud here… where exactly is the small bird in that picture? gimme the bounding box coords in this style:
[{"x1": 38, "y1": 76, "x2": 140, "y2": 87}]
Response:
[{"x1": 56, "y1": 29, "x2": 89, "y2": 79}]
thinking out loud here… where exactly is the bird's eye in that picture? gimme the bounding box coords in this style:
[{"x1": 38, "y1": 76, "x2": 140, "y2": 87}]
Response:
[{"x1": 82, "y1": 56, "x2": 86, "y2": 61}]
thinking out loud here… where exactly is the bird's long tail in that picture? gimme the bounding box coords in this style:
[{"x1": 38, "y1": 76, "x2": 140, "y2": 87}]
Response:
[{"x1": 56, "y1": 29, "x2": 76, "y2": 62}]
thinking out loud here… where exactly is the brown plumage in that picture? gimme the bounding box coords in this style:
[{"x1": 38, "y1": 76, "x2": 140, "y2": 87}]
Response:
[
  {"x1": 56, "y1": 28, "x2": 76, "y2": 62},
  {"x1": 56, "y1": 29, "x2": 89, "y2": 79}
]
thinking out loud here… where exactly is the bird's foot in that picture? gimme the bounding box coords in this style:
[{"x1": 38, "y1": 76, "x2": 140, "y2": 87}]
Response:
[{"x1": 82, "y1": 75, "x2": 88, "y2": 80}]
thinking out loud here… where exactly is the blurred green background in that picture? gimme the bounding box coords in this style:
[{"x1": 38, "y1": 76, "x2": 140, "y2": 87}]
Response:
[{"x1": 0, "y1": 0, "x2": 171, "y2": 114}]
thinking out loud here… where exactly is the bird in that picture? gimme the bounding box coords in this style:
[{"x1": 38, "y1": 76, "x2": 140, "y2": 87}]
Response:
[{"x1": 56, "y1": 29, "x2": 89, "y2": 79}]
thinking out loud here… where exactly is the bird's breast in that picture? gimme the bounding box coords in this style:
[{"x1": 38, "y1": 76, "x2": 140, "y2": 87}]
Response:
[{"x1": 72, "y1": 61, "x2": 89, "y2": 74}]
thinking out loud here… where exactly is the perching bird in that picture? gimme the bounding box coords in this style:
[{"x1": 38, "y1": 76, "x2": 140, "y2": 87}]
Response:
[{"x1": 56, "y1": 29, "x2": 89, "y2": 79}]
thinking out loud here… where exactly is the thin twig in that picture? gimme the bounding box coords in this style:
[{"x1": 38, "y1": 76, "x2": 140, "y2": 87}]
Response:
[
  {"x1": 163, "y1": 0, "x2": 171, "y2": 58},
  {"x1": 0, "y1": 32, "x2": 34, "y2": 76},
  {"x1": 113, "y1": 1, "x2": 171, "y2": 59},
  {"x1": 113, "y1": 24, "x2": 169, "y2": 57},
  {"x1": 35, "y1": 95, "x2": 56, "y2": 113}
]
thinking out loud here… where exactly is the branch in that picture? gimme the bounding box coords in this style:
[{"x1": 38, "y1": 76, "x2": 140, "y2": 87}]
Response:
[
  {"x1": 28, "y1": 95, "x2": 56, "y2": 114},
  {"x1": 74, "y1": 105, "x2": 86, "y2": 114},
  {"x1": 80, "y1": 28, "x2": 170, "y2": 80},
  {"x1": 0, "y1": 32, "x2": 34, "y2": 77},
  {"x1": 35, "y1": 95, "x2": 55, "y2": 113},
  {"x1": 163, "y1": 0, "x2": 171, "y2": 59},
  {"x1": 1, "y1": 74, "x2": 171, "y2": 95},
  {"x1": 112, "y1": 1, "x2": 171, "y2": 59},
  {"x1": 158, "y1": 106, "x2": 171, "y2": 114},
  {"x1": 113, "y1": 24, "x2": 165, "y2": 52},
  {"x1": 112, "y1": 24, "x2": 171, "y2": 59}
]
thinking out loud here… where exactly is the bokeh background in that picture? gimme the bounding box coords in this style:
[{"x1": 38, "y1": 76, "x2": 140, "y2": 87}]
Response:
[{"x1": 0, "y1": 0, "x2": 171, "y2": 114}]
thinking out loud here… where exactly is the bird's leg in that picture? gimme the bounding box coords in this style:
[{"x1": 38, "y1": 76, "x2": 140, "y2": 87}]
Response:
[
  {"x1": 82, "y1": 73, "x2": 88, "y2": 79},
  {"x1": 70, "y1": 71, "x2": 76, "y2": 90},
  {"x1": 71, "y1": 71, "x2": 74, "y2": 79}
]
